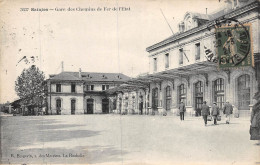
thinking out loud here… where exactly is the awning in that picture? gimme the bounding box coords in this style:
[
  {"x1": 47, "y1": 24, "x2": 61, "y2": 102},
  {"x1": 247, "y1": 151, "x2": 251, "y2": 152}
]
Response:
[{"x1": 105, "y1": 61, "x2": 218, "y2": 94}]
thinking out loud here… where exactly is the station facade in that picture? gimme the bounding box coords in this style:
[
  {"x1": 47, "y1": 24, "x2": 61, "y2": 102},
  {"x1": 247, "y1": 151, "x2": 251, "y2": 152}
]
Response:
[{"x1": 107, "y1": 0, "x2": 260, "y2": 117}]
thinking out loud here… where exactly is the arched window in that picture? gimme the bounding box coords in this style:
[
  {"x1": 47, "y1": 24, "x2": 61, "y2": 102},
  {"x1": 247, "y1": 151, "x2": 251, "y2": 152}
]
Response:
[
  {"x1": 178, "y1": 84, "x2": 186, "y2": 104},
  {"x1": 237, "y1": 74, "x2": 250, "y2": 110},
  {"x1": 213, "y1": 78, "x2": 224, "y2": 109},
  {"x1": 165, "y1": 86, "x2": 171, "y2": 111}
]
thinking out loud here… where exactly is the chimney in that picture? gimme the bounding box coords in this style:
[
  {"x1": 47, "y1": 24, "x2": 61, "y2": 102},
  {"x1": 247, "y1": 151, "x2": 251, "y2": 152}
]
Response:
[
  {"x1": 79, "y1": 68, "x2": 82, "y2": 78},
  {"x1": 61, "y1": 61, "x2": 64, "y2": 72}
]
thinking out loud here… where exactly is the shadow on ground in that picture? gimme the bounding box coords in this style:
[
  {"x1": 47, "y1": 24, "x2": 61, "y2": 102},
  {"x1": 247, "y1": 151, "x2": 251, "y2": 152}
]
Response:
[{"x1": 1, "y1": 116, "x2": 128, "y2": 164}]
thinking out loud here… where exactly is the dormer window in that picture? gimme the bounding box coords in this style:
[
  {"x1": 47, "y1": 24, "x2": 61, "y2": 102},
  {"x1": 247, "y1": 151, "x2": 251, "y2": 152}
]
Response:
[
  {"x1": 179, "y1": 22, "x2": 185, "y2": 32},
  {"x1": 102, "y1": 75, "x2": 107, "y2": 79},
  {"x1": 117, "y1": 75, "x2": 122, "y2": 79}
]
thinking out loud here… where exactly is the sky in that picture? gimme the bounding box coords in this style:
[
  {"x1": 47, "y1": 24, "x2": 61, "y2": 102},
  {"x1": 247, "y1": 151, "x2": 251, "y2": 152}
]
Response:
[{"x1": 0, "y1": 0, "x2": 222, "y2": 103}]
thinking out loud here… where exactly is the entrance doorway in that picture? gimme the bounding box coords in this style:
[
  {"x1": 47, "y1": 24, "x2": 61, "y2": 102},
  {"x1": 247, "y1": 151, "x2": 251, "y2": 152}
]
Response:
[
  {"x1": 213, "y1": 78, "x2": 225, "y2": 109},
  {"x1": 87, "y1": 98, "x2": 94, "y2": 114},
  {"x1": 237, "y1": 74, "x2": 250, "y2": 110},
  {"x1": 195, "y1": 81, "x2": 203, "y2": 116},
  {"x1": 71, "y1": 99, "x2": 76, "y2": 115},
  {"x1": 56, "y1": 99, "x2": 61, "y2": 115},
  {"x1": 102, "y1": 98, "x2": 109, "y2": 114}
]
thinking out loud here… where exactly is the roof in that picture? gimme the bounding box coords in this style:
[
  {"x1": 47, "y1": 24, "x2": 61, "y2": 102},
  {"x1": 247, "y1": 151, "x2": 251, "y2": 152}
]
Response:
[
  {"x1": 146, "y1": 1, "x2": 258, "y2": 52},
  {"x1": 49, "y1": 72, "x2": 130, "y2": 82}
]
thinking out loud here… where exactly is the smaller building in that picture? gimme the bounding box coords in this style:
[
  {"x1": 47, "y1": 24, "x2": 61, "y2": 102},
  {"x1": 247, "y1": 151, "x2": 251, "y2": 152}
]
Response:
[{"x1": 46, "y1": 69, "x2": 130, "y2": 115}]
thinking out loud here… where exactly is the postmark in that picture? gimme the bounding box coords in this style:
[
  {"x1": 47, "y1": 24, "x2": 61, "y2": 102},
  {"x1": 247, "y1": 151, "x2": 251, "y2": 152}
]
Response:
[{"x1": 216, "y1": 24, "x2": 254, "y2": 69}]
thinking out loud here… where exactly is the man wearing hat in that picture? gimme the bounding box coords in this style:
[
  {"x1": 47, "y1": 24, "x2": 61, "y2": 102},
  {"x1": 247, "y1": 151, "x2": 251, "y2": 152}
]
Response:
[
  {"x1": 179, "y1": 101, "x2": 186, "y2": 121},
  {"x1": 211, "y1": 102, "x2": 220, "y2": 125},
  {"x1": 223, "y1": 100, "x2": 233, "y2": 124},
  {"x1": 201, "y1": 101, "x2": 210, "y2": 126}
]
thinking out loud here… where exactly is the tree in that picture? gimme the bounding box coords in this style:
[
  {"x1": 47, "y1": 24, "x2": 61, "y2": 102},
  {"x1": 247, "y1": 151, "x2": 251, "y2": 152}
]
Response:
[{"x1": 15, "y1": 65, "x2": 46, "y2": 110}]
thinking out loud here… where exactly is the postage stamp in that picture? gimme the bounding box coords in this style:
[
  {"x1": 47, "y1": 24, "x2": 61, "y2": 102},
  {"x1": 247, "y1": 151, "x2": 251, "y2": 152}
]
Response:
[{"x1": 216, "y1": 24, "x2": 254, "y2": 69}]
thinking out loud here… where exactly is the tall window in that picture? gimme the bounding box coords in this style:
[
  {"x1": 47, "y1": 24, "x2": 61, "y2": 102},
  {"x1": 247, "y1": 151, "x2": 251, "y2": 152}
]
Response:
[
  {"x1": 165, "y1": 86, "x2": 171, "y2": 111},
  {"x1": 195, "y1": 43, "x2": 200, "y2": 60},
  {"x1": 71, "y1": 84, "x2": 76, "y2": 93},
  {"x1": 213, "y1": 78, "x2": 224, "y2": 109},
  {"x1": 153, "y1": 58, "x2": 157, "y2": 72},
  {"x1": 165, "y1": 53, "x2": 169, "y2": 69},
  {"x1": 179, "y1": 49, "x2": 183, "y2": 65},
  {"x1": 56, "y1": 84, "x2": 61, "y2": 92},
  {"x1": 178, "y1": 84, "x2": 186, "y2": 104},
  {"x1": 91, "y1": 85, "x2": 94, "y2": 91},
  {"x1": 102, "y1": 85, "x2": 109, "y2": 91},
  {"x1": 237, "y1": 74, "x2": 250, "y2": 110}
]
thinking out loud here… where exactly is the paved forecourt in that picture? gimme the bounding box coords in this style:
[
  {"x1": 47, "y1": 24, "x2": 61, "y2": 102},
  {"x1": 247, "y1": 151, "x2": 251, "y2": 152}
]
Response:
[{"x1": 1, "y1": 114, "x2": 259, "y2": 165}]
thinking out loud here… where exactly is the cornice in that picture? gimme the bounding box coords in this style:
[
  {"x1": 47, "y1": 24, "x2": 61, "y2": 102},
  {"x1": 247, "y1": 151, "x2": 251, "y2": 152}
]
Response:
[
  {"x1": 49, "y1": 93, "x2": 84, "y2": 96},
  {"x1": 146, "y1": 1, "x2": 259, "y2": 53},
  {"x1": 149, "y1": 15, "x2": 259, "y2": 57}
]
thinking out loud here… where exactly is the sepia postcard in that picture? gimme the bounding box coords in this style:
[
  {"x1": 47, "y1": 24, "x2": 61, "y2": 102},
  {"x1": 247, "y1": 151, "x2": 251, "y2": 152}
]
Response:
[{"x1": 0, "y1": 0, "x2": 260, "y2": 164}]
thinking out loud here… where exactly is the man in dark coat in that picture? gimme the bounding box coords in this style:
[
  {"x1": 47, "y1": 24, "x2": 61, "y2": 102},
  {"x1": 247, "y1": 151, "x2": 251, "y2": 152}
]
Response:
[
  {"x1": 201, "y1": 101, "x2": 210, "y2": 126},
  {"x1": 223, "y1": 101, "x2": 233, "y2": 124},
  {"x1": 211, "y1": 102, "x2": 220, "y2": 125},
  {"x1": 179, "y1": 101, "x2": 186, "y2": 121}
]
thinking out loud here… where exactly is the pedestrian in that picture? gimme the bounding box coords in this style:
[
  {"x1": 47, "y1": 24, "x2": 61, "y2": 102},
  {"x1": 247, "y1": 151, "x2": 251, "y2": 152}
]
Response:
[
  {"x1": 223, "y1": 101, "x2": 233, "y2": 124},
  {"x1": 211, "y1": 102, "x2": 220, "y2": 125},
  {"x1": 179, "y1": 101, "x2": 186, "y2": 121},
  {"x1": 201, "y1": 101, "x2": 210, "y2": 126}
]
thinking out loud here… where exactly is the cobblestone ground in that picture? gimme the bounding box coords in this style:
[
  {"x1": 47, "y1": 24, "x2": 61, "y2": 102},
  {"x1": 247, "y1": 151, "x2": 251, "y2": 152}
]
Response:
[{"x1": 1, "y1": 115, "x2": 259, "y2": 165}]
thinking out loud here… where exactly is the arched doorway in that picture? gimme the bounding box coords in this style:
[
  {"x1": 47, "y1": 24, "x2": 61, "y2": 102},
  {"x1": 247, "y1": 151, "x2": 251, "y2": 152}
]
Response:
[
  {"x1": 56, "y1": 99, "x2": 61, "y2": 115},
  {"x1": 71, "y1": 99, "x2": 76, "y2": 115},
  {"x1": 237, "y1": 74, "x2": 250, "y2": 110},
  {"x1": 102, "y1": 98, "x2": 109, "y2": 114},
  {"x1": 194, "y1": 81, "x2": 203, "y2": 116},
  {"x1": 87, "y1": 98, "x2": 94, "y2": 114},
  {"x1": 152, "y1": 88, "x2": 158, "y2": 111},
  {"x1": 165, "y1": 86, "x2": 171, "y2": 111},
  {"x1": 213, "y1": 78, "x2": 225, "y2": 109}
]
